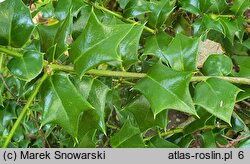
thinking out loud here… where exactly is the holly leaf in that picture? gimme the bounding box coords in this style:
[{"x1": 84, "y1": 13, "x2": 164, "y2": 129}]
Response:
[
  {"x1": 195, "y1": 78, "x2": 241, "y2": 125},
  {"x1": 193, "y1": 14, "x2": 224, "y2": 36},
  {"x1": 135, "y1": 62, "x2": 197, "y2": 117},
  {"x1": 230, "y1": 0, "x2": 250, "y2": 16},
  {"x1": 110, "y1": 119, "x2": 145, "y2": 148},
  {"x1": 143, "y1": 31, "x2": 173, "y2": 61},
  {"x1": 124, "y1": 0, "x2": 151, "y2": 18},
  {"x1": 237, "y1": 133, "x2": 250, "y2": 148},
  {"x1": 0, "y1": 0, "x2": 35, "y2": 47},
  {"x1": 124, "y1": 95, "x2": 168, "y2": 132},
  {"x1": 72, "y1": 5, "x2": 92, "y2": 39},
  {"x1": 177, "y1": 135, "x2": 194, "y2": 148},
  {"x1": 77, "y1": 110, "x2": 99, "y2": 148},
  {"x1": 183, "y1": 107, "x2": 213, "y2": 135},
  {"x1": 210, "y1": 0, "x2": 227, "y2": 13},
  {"x1": 69, "y1": 10, "x2": 143, "y2": 76},
  {"x1": 52, "y1": 11, "x2": 72, "y2": 59},
  {"x1": 74, "y1": 77, "x2": 110, "y2": 134},
  {"x1": 118, "y1": 25, "x2": 144, "y2": 68},
  {"x1": 148, "y1": 0, "x2": 176, "y2": 28},
  {"x1": 54, "y1": 0, "x2": 85, "y2": 20},
  {"x1": 243, "y1": 38, "x2": 250, "y2": 49},
  {"x1": 148, "y1": 136, "x2": 179, "y2": 148},
  {"x1": 117, "y1": 0, "x2": 130, "y2": 9},
  {"x1": 219, "y1": 18, "x2": 240, "y2": 44},
  {"x1": 165, "y1": 33, "x2": 200, "y2": 71},
  {"x1": 77, "y1": 130, "x2": 96, "y2": 148},
  {"x1": 202, "y1": 54, "x2": 233, "y2": 76},
  {"x1": 38, "y1": 10, "x2": 72, "y2": 60},
  {"x1": 237, "y1": 87, "x2": 250, "y2": 102},
  {"x1": 200, "y1": 130, "x2": 217, "y2": 148},
  {"x1": 232, "y1": 56, "x2": 250, "y2": 78},
  {"x1": 40, "y1": 73, "x2": 93, "y2": 137},
  {"x1": 181, "y1": 0, "x2": 212, "y2": 15},
  {"x1": 37, "y1": 24, "x2": 59, "y2": 54},
  {"x1": 7, "y1": 51, "x2": 43, "y2": 81}
]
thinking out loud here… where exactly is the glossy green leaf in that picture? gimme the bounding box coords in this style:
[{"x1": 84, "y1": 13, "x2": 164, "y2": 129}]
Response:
[
  {"x1": 243, "y1": 38, "x2": 250, "y2": 49},
  {"x1": 143, "y1": 31, "x2": 173, "y2": 61},
  {"x1": 232, "y1": 112, "x2": 248, "y2": 132},
  {"x1": 193, "y1": 15, "x2": 224, "y2": 36},
  {"x1": 37, "y1": 24, "x2": 59, "y2": 54},
  {"x1": 195, "y1": 78, "x2": 241, "y2": 125},
  {"x1": 177, "y1": 135, "x2": 194, "y2": 148},
  {"x1": 235, "y1": 110, "x2": 250, "y2": 130},
  {"x1": 77, "y1": 110, "x2": 99, "y2": 148},
  {"x1": 124, "y1": 0, "x2": 151, "y2": 18},
  {"x1": 219, "y1": 18, "x2": 239, "y2": 44},
  {"x1": 235, "y1": 16, "x2": 245, "y2": 42},
  {"x1": 200, "y1": 130, "x2": 217, "y2": 148},
  {"x1": 54, "y1": 0, "x2": 84, "y2": 20},
  {"x1": 173, "y1": 15, "x2": 192, "y2": 35},
  {"x1": 41, "y1": 73, "x2": 93, "y2": 137},
  {"x1": 118, "y1": 25, "x2": 144, "y2": 68},
  {"x1": 210, "y1": 0, "x2": 227, "y2": 13},
  {"x1": 117, "y1": 0, "x2": 130, "y2": 9},
  {"x1": 69, "y1": 10, "x2": 143, "y2": 76},
  {"x1": 236, "y1": 87, "x2": 250, "y2": 102},
  {"x1": 124, "y1": 95, "x2": 168, "y2": 132},
  {"x1": 183, "y1": 107, "x2": 212, "y2": 135},
  {"x1": 165, "y1": 33, "x2": 199, "y2": 71},
  {"x1": 135, "y1": 62, "x2": 197, "y2": 117},
  {"x1": 78, "y1": 130, "x2": 96, "y2": 148},
  {"x1": 148, "y1": 136, "x2": 179, "y2": 148},
  {"x1": 230, "y1": 0, "x2": 250, "y2": 16},
  {"x1": 39, "y1": 10, "x2": 72, "y2": 60},
  {"x1": 148, "y1": 0, "x2": 176, "y2": 28},
  {"x1": 181, "y1": 0, "x2": 212, "y2": 15},
  {"x1": 0, "y1": 0, "x2": 35, "y2": 47},
  {"x1": 232, "y1": 56, "x2": 250, "y2": 78},
  {"x1": 203, "y1": 54, "x2": 233, "y2": 76},
  {"x1": 238, "y1": 134, "x2": 250, "y2": 148},
  {"x1": 72, "y1": 5, "x2": 91, "y2": 39},
  {"x1": 238, "y1": 139, "x2": 250, "y2": 148},
  {"x1": 110, "y1": 119, "x2": 145, "y2": 148},
  {"x1": 74, "y1": 77, "x2": 110, "y2": 134},
  {"x1": 37, "y1": 1, "x2": 55, "y2": 18},
  {"x1": 7, "y1": 51, "x2": 43, "y2": 81},
  {"x1": 52, "y1": 11, "x2": 72, "y2": 59}
]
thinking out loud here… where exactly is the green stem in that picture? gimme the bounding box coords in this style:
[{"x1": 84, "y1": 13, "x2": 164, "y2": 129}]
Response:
[
  {"x1": 85, "y1": 1, "x2": 156, "y2": 34},
  {"x1": 2, "y1": 73, "x2": 48, "y2": 148},
  {"x1": 0, "y1": 47, "x2": 22, "y2": 58},
  {"x1": 49, "y1": 64, "x2": 74, "y2": 72},
  {"x1": 192, "y1": 76, "x2": 250, "y2": 85},
  {"x1": 87, "y1": 69, "x2": 146, "y2": 78},
  {"x1": 143, "y1": 125, "x2": 229, "y2": 141},
  {"x1": 49, "y1": 64, "x2": 250, "y2": 85}
]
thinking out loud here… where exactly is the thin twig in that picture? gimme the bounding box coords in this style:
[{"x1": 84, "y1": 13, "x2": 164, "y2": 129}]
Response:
[
  {"x1": 0, "y1": 73, "x2": 17, "y2": 99},
  {"x1": 29, "y1": 114, "x2": 50, "y2": 148},
  {"x1": 2, "y1": 73, "x2": 48, "y2": 148},
  {"x1": 0, "y1": 73, "x2": 39, "y2": 104},
  {"x1": 49, "y1": 63, "x2": 250, "y2": 85},
  {"x1": 218, "y1": 134, "x2": 250, "y2": 148}
]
